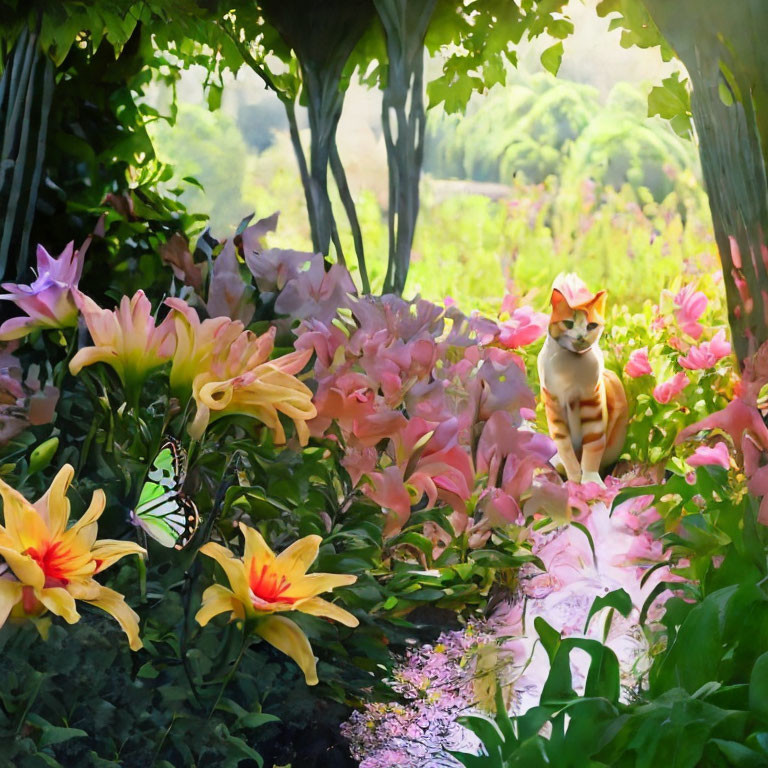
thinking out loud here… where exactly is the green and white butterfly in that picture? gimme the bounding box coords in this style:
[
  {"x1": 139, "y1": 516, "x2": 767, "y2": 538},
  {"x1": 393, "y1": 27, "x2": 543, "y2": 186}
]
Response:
[{"x1": 131, "y1": 437, "x2": 199, "y2": 550}]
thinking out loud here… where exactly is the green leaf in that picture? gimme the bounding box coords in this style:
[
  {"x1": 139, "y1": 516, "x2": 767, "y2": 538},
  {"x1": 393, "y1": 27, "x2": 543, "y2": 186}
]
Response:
[
  {"x1": 27, "y1": 714, "x2": 88, "y2": 748},
  {"x1": 648, "y1": 72, "x2": 692, "y2": 136},
  {"x1": 208, "y1": 83, "x2": 223, "y2": 111},
  {"x1": 584, "y1": 588, "x2": 633, "y2": 635},
  {"x1": 456, "y1": 713, "x2": 504, "y2": 754},
  {"x1": 534, "y1": 616, "x2": 561, "y2": 662},
  {"x1": 749, "y1": 652, "x2": 768, "y2": 722},
  {"x1": 711, "y1": 739, "x2": 766, "y2": 767},
  {"x1": 540, "y1": 42, "x2": 564, "y2": 76}
]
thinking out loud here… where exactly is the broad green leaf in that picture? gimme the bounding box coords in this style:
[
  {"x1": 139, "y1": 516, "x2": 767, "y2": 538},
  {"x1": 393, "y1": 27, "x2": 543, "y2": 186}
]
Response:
[
  {"x1": 584, "y1": 588, "x2": 633, "y2": 637},
  {"x1": 540, "y1": 42, "x2": 564, "y2": 76},
  {"x1": 749, "y1": 652, "x2": 768, "y2": 722}
]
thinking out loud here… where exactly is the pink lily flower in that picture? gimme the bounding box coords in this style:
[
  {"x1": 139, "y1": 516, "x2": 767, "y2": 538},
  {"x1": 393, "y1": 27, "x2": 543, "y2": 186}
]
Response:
[
  {"x1": 687, "y1": 442, "x2": 730, "y2": 469},
  {"x1": 274, "y1": 255, "x2": 355, "y2": 324},
  {"x1": 497, "y1": 306, "x2": 548, "y2": 348},
  {"x1": 295, "y1": 319, "x2": 349, "y2": 375},
  {"x1": 206, "y1": 239, "x2": 255, "y2": 324},
  {"x1": 476, "y1": 411, "x2": 555, "y2": 496},
  {"x1": 245, "y1": 248, "x2": 312, "y2": 293},
  {"x1": 677, "y1": 396, "x2": 768, "y2": 466},
  {"x1": 673, "y1": 283, "x2": 707, "y2": 339},
  {"x1": 364, "y1": 418, "x2": 474, "y2": 537},
  {"x1": 624, "y1": 347, "x2": 652, "y2": 378},
  {"x1": 474, "y1": 353, "x2": 536, "y2": 422},
  {"x1": 69, "y1": 290, "x2": 176, "y2": 395},
  {"x1": 0, "y1": 242, "x2": 85, "y2": 340},
  {"x1": 0, "y1": 343, "x2": 59, "y2": 444},
  {"x1": 309, "y1": 372, "x2": 407, "y2": 446},
  {"x1": 652, "y1": 371, "x2": 689, "y2": 404},
  {"x1": 361, "y1": 466, "x2": 413, "y2": 537},
  {"x1": 677, "y1": 330, "x2": 731, "y2": 370}
]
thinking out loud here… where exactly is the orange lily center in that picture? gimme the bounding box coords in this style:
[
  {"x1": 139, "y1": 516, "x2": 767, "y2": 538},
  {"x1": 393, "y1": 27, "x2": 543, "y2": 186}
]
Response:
[
  {"x1": 25, "y1": 540, "x2": 72, "y2": 587},
  {"x1": 249, "y1": 561, "x2": 298, "y2": 609}
]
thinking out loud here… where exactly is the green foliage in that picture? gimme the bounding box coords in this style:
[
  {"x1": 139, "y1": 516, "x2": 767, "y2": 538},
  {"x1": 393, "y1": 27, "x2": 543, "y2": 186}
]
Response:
[
  {"x1": 647, "y1": 72, "x2": 693, "y2": 138},
  {"x1": 424, "y1": 74, "x2": 697, "y2": 203},
  {"x1": 426, "y1": 0, "x2": 574, "y2": 114},
  {"x1": 458, "y1": 464, "x2": 768, "y2": 767}
]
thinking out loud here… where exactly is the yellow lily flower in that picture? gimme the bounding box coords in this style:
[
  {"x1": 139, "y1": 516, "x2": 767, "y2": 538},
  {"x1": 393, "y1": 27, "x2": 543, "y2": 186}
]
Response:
[
  {"x1": 0, "y1": 465, "x2": 146, "y2": 649},
  {"x1": 196, "y1": 525, "x2": 358, "y2": 685},
  {"x1": 69, "y1": 290, "x2": 176, "y2": 397},
  {"x1": 166, "y1": 299, "x2": 317, "y2": 444}
]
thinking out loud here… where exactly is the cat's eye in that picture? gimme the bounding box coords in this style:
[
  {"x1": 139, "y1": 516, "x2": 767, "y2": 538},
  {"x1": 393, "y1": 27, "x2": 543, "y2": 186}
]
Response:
[
  {"x1": 562, "y1": 320, "x2": 574, "y2": 329},
  {"x1": 587, "y1": 322, "x2": 599, "y2": 331}
]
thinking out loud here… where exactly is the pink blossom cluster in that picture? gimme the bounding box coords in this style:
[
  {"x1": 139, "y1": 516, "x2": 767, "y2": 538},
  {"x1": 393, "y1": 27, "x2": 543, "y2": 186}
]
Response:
[
  {"x1": 677, "y1": 341, "x2": 768, "y2": 523},
  {"x1": 288, "y1": 275, "x2": 554, "y2": 540},
  {"x1": 341, "y1": 623, "x2": 500, "y2": 767},
  {"x1": 635, "y1": 282, "x2": 733, "y2": 405}
]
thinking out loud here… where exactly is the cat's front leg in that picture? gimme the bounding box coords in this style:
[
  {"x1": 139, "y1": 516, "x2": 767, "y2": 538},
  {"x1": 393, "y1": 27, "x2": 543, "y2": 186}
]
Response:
[
  {"x1": 580, "y1": 388, "x2": 607, "y2": 486},
  {"x1": 541, "y1": 388, "x2": 582, "y2": 482},
  {"x1": 580, "y1": 432, "x2": 606, "y2": 487}
]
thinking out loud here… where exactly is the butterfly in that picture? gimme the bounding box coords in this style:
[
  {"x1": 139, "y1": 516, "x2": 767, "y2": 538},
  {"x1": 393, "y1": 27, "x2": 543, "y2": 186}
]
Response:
[{"x1": 131, "y1": 437, "x2": 199, "y2": 550}]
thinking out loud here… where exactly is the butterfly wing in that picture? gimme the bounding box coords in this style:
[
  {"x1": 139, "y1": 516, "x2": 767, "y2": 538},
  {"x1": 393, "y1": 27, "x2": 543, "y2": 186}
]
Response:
[
  {"x1": 133, "y1": 438, "x2": 199, "y2": 549},
  {"x1": 173, "y1": 494, "x2": 200, "y2": 550},
  {"x1": 146, "y1": 438, "x2": 184, "y2": 490}
]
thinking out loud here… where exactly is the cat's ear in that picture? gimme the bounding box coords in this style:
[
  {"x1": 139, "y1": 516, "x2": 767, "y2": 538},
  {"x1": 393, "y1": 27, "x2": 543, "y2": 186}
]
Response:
[
  {"x1": 550, "y1": 289, "x2": 572, "y2": 322},
  {"x1": 551, "y1": 289, "x2": 568, "y2": 309},
  {"x1": 588, "y1": 290, "x2": 607, "y2": 321}
]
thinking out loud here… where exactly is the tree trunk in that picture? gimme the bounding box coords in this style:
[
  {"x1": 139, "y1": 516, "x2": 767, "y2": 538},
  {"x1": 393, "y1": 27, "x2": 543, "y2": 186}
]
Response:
[
  {"x1": 376, "y1": 0, "x2": 436, "y2": 296},
  {"x1": 0, "y1": 27, "x2": 54, "y2": 282},
  {"x1": 643, "y1": 0, "x2": 768, "y2": 365}
]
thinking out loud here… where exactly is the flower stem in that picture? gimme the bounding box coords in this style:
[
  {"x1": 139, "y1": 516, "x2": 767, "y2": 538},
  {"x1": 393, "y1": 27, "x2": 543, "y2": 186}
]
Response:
[{"x1": 207, "y1": 625, "x2": 248, "y2": 720}]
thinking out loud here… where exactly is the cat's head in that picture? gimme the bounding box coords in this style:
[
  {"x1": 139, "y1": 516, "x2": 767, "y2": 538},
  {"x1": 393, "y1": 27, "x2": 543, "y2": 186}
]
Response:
[{"x1": 547, "y1": 274, "x2": 606, "y2": 353}]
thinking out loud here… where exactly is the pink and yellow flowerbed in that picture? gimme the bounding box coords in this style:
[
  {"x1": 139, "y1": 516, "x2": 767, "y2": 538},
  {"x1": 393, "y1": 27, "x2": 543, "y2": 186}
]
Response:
[{"x1": 0, "y1": 212, "x2": 766, "y2": 766}]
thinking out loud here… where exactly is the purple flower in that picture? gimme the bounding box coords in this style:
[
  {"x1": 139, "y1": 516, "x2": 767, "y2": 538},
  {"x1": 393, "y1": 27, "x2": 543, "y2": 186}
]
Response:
[
  {"x1": 274, "y1": 255, "x2": 356, "y2": 324},
  {"x1": 206, "y1": 239, "x2": 255, "y2": 324},
  {"x1": 0, "y1": 242, "x2": 85, "y2": 340}
]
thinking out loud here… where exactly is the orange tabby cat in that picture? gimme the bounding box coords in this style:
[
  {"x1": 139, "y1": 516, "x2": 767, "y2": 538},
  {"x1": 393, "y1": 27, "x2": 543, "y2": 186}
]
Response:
[{"x1": 537, "y1": 274, "x2": 627, "y2": 485}]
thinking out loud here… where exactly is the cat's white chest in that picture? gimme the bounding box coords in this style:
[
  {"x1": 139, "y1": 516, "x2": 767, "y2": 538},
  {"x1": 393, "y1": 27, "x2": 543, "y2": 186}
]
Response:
[{"x1": 538, "y1": 336, "x2": 603, "y2": 402}]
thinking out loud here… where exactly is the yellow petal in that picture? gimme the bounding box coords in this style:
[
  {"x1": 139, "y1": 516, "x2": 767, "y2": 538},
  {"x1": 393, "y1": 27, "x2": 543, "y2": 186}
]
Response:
[
  {"x1": 0, "y1": 579, "x2": 23, "y2": 627},
  {"x1": 69, "y1": 345, "x2": 118, "y2": 376},
  {"x1": 67, "y1": 580, "x2": 102, "y2": 600},
  {"x1": 0, "y1": 546, "x2": 45, "y2": 588},
  {"x1": 188, "y1": 402, "x2": 211, "y2": 441},
  {"x1": 297, "y1": 596, "x2": 359, "y2": 627},
  {"x1": 85, "y1": 584, "x2": 142, "y2": 651},
  {"x1": 90, "y1": 539, "x2": 146, "y2": 573},
  {"x1": 0, "y1": 477, "x2": 37, "y2": 545},
  {"x1": 256, "y1": 614, "x2": 318, "y2": 686},
  {"x1": 241, "y1": 525, "x2": 276, "y2": 571},
  {"x1": 274, "y1": 535, "x2": 321, "y2": 580},
  {"x1": 198, "y1": 379, "x2": 235, "y2": 411},
  {"x1": 287, "y1": 572, "x2": 357, "y2": 599},
  {"x1": 32, "y1": 464, "x2": 74, "y2": 538},
  {"x1": 14, "y1": 507, "x2": 50, "y2": 553},
  {"x1": 37, "y1": 587, "x2": 80, "y2": 624},
  {"x1": 195, "y1": 583, "x2": 245, "y2": 627},
  {"x1": 198, "y1": 542, "x2": 250, "y2": 602},
  {"x1": 68, "y1": 489, "x2": 106, "y2": 536}
]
